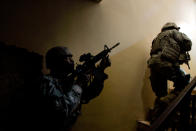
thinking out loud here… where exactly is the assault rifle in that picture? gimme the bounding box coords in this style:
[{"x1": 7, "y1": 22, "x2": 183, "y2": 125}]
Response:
[
  {"x1": 179, "y1": 52, "x2": 191, "y2": 69},
  {"x1": 184, "y1": 52, "x2": 190, "y2": 69},
  {"x1": 68, "y1": 42, "x2": 120, "y2": 78}
]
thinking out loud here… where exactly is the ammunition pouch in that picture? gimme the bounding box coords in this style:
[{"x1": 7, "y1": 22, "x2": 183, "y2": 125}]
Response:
[{"x1": 161, "y1": 37, "x2": 180, "y2": 62}]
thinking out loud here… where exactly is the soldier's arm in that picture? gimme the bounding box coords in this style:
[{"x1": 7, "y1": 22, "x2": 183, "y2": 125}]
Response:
[
  {"x1": 40, "y1": 76, "x2": 82, "y2": 117},
  {"x1": 174, "y1": 31, "x2": 192, "y2": 52},
  {"x1": 81, "y1": 68, "x2": 108, "y2": 104},
  {"x1": 81, "y1": 57, "x2": 110, "y2": 103},
  {"x1": 174, "y1": 31, "x2": 192, "y2": 68},
  {"x1": 181, "y1": 33, "x2": 192, "y2": 51}
]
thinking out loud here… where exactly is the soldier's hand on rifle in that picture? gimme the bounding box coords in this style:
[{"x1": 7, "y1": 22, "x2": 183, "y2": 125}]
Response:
[
  {"x1": 76, "y1": 73, "x2": 91, "y2": 88},
  {"x1": 179, "y1": 53, "x2": 187, "y2": 64},
  {"x1": 178, "y1": 52, "x2": 190, "y2": 69},
  {"x1": 99, "y1": 55, "x2": 111, "y2": 70}
]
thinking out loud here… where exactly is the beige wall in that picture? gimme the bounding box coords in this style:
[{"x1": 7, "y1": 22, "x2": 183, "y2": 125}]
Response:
[{"x1": 0, "y1": 0, "x2": 196, "y2": 130}]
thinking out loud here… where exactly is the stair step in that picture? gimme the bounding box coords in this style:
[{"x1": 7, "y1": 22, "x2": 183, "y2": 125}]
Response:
[{"x1": 137, "y1": 120, "x2": 150, "y2": 131}]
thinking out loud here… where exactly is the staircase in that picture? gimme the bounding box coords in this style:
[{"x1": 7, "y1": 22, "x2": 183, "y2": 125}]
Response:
[{"x1": 137, "y1": 76, "x2": 196, "y2": 131}]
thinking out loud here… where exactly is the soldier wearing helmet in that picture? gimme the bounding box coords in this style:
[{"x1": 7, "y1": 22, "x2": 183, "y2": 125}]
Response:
[
  {"x1": 147, "y1": 22, "x2": 192, "y2": 123},
  {"x1": 39, "y1": 46, "x2": 110, "y2": 131},
  {"x1": 161, "y1": 22, "x2": 180, "y2": 32},
  {"x1": 45, "y1": 46, "x2": 75, "y2": 77}
]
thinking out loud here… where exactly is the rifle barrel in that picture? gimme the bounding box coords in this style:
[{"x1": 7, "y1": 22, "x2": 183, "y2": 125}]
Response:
[{"x1": 109, "y1": 42, "x2": 120, "y2": 50}]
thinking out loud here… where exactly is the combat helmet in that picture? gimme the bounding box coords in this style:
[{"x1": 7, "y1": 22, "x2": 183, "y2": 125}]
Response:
[
  {"x1": 161, "y1": 22, "x2": 180, "y2": 31},
  {"x1": 46, "y1": 46, "x2": 73, "y2": 70}
]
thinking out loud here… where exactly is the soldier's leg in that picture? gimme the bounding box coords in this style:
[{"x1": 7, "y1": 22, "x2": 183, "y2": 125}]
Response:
[
  {"x1": 150, "y1": 69, "x2": 168, "y2": 97},
  {"x1": 173, "y1": 68, "x2": 190, "y2": 92},
  {"x1": 159, "y1": 68, "x2": 190, "y2": 106},
  {"x1": 171, "y1": 68, "x2": 191, "y2": 130},
  {"x1": 149, "y1": 69, "x2": 168, "y2": 123}
]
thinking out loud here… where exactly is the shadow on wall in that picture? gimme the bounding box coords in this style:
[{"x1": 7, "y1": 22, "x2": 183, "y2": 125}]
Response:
[
  {"x1": 0, "y1": 42, "x2": 43, "y2": 131},
  {"x1": 141, "y1": 68, "x2": 156, "y2": 119},
  {"x1": 0, "y1": 0, "x2": 101, "y2": 55}
]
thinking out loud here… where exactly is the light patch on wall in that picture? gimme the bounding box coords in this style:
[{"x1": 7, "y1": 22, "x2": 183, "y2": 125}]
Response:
[
  {"x1": 177, "y1": 20, "x2": 196, "y2": 76},
  {"x1": 177, "y1": 21, "x2": 196, "y2": 58},
  {"x1": 178, "y1": 21, "x2": 195, "y2": 39}
]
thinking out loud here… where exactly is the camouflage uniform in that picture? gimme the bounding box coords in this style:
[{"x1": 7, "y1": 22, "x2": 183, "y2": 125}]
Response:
[
  {"x1": 39, "y1": 68, "x2": 107, "y2": 131},
  {"x1": 39, "y1": 75, "x2": 82, "y2": 131},
  {"x1": 148, "y1": 22, "x2": 192, "y2": 97},
  {"x1": 147, "y1": 22, "x2": 192, "y2": 124}
]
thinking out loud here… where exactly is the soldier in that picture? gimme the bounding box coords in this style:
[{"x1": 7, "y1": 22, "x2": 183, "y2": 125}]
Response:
[
  {"x1": 147, "y1": 22, "x2": 192, "y2": 123},
  {"x1": 39, "y1": 46, "x2": 110, "y2": 131}
]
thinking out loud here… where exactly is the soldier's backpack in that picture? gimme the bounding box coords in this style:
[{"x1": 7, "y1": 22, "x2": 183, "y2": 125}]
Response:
[
  {"x1": 161, "y1": 35, "x2": 180, "y2": 62},
  {"x1": 152, "y1": 32, "x2": 181, "y2": 62}
]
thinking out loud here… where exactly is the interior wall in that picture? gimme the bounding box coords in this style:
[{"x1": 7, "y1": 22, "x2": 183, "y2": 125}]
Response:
[
  {"x1": 0, "y1": 0, "x2": 196, "y2": 130},
  {"x1": 1, "y1": 0, "x2": 195, "y2": 59}
]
